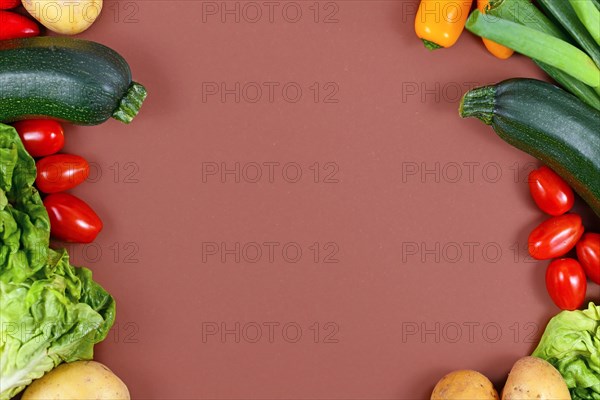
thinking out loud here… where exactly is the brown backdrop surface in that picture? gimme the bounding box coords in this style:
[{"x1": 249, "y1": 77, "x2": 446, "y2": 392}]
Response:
[{"x1": 54, "y1": 0, "x2": 599, "y2": 398}]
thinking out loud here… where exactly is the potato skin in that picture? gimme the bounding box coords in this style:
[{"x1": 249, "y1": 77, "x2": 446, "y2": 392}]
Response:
[
  {"x1": 22, "y1": 361, "x2": 130, "y2": 400},
  {"x1": 431, "y1": 369, "x2": 499, "y2": 400},
  {"x1": 502, "y1": 357, "x2": 570, "y2": 400},
  {"x1": 21, "y1": 0, "x2": 103, "y2": 35}
]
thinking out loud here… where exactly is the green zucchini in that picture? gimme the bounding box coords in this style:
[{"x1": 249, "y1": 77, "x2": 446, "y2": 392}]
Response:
[
  {"x1": 0, "y1": 37, "x2": 147, "y2": 125},
  {"x1": 459, "y1": 79, "x2": 600, "y2": 217}
]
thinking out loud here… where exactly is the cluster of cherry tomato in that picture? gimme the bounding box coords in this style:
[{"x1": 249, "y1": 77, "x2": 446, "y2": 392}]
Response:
[
  {"x1": 13, "y1": 120, "x2": 103, "y2": 243},
  {"x1": 0, "y1": 0, "x2": 39, "y2": 40},
  {"x1": 527, "y1": 166, "x2": 600, "y2": 311}
]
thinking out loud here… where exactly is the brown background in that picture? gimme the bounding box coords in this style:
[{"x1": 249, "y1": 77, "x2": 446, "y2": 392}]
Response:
[{"x1": 53, "y1": 0, "x2": 600, "y2": 398}]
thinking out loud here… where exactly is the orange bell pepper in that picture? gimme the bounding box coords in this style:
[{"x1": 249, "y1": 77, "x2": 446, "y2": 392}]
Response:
[
  {"x1": 477, "y1": 0, "x2": 514, "y2": 59},
  {"x1": 414, "y1": 0, "x2": 474, "y2": 50}
]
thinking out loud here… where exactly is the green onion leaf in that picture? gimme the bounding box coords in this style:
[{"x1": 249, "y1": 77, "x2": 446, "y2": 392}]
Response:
[
  {"x1": 569, "y1": 0, "x2": 600, "y2": 45},
  {"x1": 466, "y1": 10, "x2": 600, "y2": 88}
]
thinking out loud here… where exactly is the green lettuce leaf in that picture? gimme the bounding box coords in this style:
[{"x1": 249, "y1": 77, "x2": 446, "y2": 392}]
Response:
[
  {"x1": 532, "y1": 303, "x2": 600, "y2": 399},
  {"x1": 0, "y1": 123, "x2": 115, "y2": 399}
]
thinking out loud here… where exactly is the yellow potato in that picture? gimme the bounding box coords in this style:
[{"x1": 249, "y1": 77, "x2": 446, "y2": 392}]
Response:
[
  {"x1": 502, "y1": 357, "x2": 570, "y2": 400},
  {"x1": 22, "y1": 0, "x2": 102, "y2": 35},
  {"x1": 431, "y1": 369, "x2": 499, "y2": 400},
  {"x1": 22, "y1": 361, "x2": 130, "y2": 400}
]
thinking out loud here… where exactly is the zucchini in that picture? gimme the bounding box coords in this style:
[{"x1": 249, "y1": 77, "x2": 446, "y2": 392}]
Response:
[
  {"x1": 459, "y1": 79, "x2": 600, "y2": 217},
  {"x1": 0, "y1": 37, "x2": 146, "y2": 125},
  {"x1": 535, "y1": 63, "x2": 600, "y2": 111}
]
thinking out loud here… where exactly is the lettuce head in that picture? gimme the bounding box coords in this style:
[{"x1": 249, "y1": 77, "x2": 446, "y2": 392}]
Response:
[
  {"x1": 532, "y1": 303, "x2": 600, "y2": 399},
  {"x1": 0, "y1": 123, "x2": 115, "y2": 399}
]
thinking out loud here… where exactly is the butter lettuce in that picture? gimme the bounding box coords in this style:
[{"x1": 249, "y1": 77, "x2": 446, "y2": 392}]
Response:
[
  {"x1": 532, "y1": 303, "x2": 600, "y2": 399},
  {"x1": 0, "y1": 123, "x2": 115, "y2": 399}
]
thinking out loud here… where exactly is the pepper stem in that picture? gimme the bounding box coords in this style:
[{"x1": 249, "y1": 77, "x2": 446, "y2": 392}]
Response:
[
  {"x1": 422, "y1": 39, "x2": 443, "y2": 51},
  {"x1": 112, "y1": 82, "x2": 148, "y2": 124},
  {"x1": 459, "y1": 85, "x2": 496, "y2": 125}
]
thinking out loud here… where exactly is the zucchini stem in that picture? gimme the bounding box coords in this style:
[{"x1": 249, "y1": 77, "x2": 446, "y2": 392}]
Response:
[
  {"x1": 112, "y1": 82, "x2": 148, "y2": 124},
  {"x1": 459, "y1": 85, "x2": 496, "y2": 125}
]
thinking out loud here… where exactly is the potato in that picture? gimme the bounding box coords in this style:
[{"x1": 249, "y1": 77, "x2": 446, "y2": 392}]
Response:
[
  {"x1": 22, "y1": 0, "x2": 102, "y2": 35},
  {"x1": 22, "y1": 361, "x2": 130, "y2": 400},
  {"x1": 502, "y1": 356, "x2": 570, "y2": 400},
  {"x1": 431, "y1": 369, "x2": 499, "y2": 400}
]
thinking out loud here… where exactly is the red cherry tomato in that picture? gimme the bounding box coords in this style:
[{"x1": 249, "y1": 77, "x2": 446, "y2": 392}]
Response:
[
  {"x1": 36, "y1": 154, "x2": 90, "y2": 193},
  {"x1": 0, "y1": 11, "x2": 39, "y2": 40},
  {"x1": 528, "y1": 166, "x2": 574, "y2": 216},
  {"x1": 12, "y1": 120, "x2": 64, "y2": 158},
  {"x1": 0, "y1": 0, "x2": 20, "y2": 9},
  {"x1": 545, "y1": 258, "x2": 587, "y2": 310},
  {"x1": 576, "y1": 233, "x2": 600, "y2": 285},
  {"x1": 44, "y1": 193, "x2": 103, "y2": 243},
  {"x1": 528, "y1": 214, "x2": 584, "y2": 260}
]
